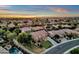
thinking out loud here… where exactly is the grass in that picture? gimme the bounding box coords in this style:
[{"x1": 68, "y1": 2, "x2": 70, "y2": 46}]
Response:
[
  {"x1": 19, "y1": 40, "x2": 53, "y2": 53},
  {"x1": 41, "y1": 41, "x2": 53, "y2": 49},
  {"x1": 70, "y1": 47, "x2": 79, "y2": 54},
  {"x1": 24, "y1": 43, "x2": 45, "y2": 53}
]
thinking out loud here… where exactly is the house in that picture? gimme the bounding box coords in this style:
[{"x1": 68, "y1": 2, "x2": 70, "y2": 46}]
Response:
[
  {"x1": 8, "y1": 23, "x2": 15, "y2": 28},
  {"x1": 31, "y1": 30, "x2": 48, "y2": 43},
  {"x1": 48, "y1": 29, "x2": 79, "y2": 43},
  {"x1": 31, "y1": 26, "x2": 44, "y2": 31},
  {"x1": 4, "y1": 44, "x2": 12, "y2": 51},
  {"x1": 75, "y1": 28, "x2": 79, "y2": 32},
  {"x1": 20, "y1": 27, "x2": 31, "y2": 32},
  {"x1": 48, "y1": 30, "x2": 65, "y2": 38},
  {"x1": 0, "y1": 46, "x2": 9, "y2": 54}
]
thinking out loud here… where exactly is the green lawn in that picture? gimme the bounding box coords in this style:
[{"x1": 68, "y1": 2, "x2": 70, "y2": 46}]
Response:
[
  {"x1": 41, "y1": 41, "x2": 53, "y2": 49},
  {"x1": 70, "y1": 48, "x2": 79, "y2": 54}
]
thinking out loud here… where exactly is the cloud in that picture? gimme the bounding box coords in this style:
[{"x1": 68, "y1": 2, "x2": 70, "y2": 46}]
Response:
[
  {"x1": 0, "y1": 5, "x2": 11, "y2": 9},
  {"x1": 0, "y1": 5, "x2": 12, "y2": 13},
  {"x1": 50, "y1": 7, "x2": 79, "y2": 13},
  {"x1": 50, "y1": 8, "x2": 69, "y2": 13}
]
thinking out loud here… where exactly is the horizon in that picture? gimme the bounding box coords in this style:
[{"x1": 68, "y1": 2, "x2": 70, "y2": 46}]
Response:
[{"x1": 0, "y1": 5, "x2": 79, "y2": 17}]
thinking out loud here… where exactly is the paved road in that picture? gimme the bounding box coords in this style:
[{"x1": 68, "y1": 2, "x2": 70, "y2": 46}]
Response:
[{"x1": 45, "y1": 39, "x2": 79, "y2": 54}]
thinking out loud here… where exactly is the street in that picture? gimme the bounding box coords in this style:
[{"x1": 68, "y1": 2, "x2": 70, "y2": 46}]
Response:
[{"x1": 45, "y1": 39, "x2": 79, "y2": 54}]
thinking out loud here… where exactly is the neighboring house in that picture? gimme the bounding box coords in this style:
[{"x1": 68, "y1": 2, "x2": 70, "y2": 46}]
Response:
[
  {"x1": 48, "y1": 29, "x2": 79, "y2": 42},
  {"x1": 31, "y1": 30, "x2": 48, "y2": 43},
  {"x1": 48, "y1": 30, "x2": 65, "y2": 38},
  {"x1": 4, "y1": 44, "x2": 12, "y2": 51},
  {"x1": 31, "y1": 26, "x2": 44, "y2": 31},
  {"x1": 20, "y1": 27, "x2": 31, "y2": 32},
  {"x1": 75, "y1": 28, "x2": 79, "y2": 32},
  {"x1": 20, "y1": 26, "x2": 44, "y2": 32},
  {"x1": 8, "y1": 23, "x2": 15, "y2": 28},
  {"x1": 0, "y1": 46, "x2": 9, "y2": 54}
]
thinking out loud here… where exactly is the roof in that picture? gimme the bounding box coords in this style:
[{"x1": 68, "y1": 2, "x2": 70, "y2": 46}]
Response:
[
  {"x1": 20, "y1": 27, "x2": 31, "y2": 32},
  {"x1": 0, "y1": 46, "x2": 9, "y2": 54},
  {"x1": 48, "y1": 29, "x2": 79, "y2": 38},
  {"x1": 32, "y1": 26, "x2": 44, "y2": 31},
  {"x1": 31, "y1": 30, "x2": 48, "y2": 41}
]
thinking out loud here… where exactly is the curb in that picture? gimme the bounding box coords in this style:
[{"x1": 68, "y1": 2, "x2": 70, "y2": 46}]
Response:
[
  {"x1": 42, "y1": 38, "x2": 79, "y2": 54},
  {"x1": 64, "y1": 45, "x2": 79, "y2": 54}
]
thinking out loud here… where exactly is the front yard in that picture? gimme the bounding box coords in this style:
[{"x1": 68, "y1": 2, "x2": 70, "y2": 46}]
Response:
[
  {"x1": 41, "y1": 40, "x2": 53, "y2": 49},
  {"x1": 20, "y1": 40, "x2": 53, "y2": 53}
]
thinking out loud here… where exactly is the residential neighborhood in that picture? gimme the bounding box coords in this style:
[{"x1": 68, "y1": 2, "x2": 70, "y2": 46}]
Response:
[
  {"x1": 0, "y1": 5, "x2": 79, "y2": 54},
  {"x1": 0, "y1": 16, "x2": 79, "y2": 54}
]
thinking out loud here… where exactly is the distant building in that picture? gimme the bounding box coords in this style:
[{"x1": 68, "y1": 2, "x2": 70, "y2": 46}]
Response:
[
  {"x1": 31, "y1": 26, "x2": 44, "y2": 31},
  {"x1": 20, "y1": 27, "x2": 31, "y2": 32}
]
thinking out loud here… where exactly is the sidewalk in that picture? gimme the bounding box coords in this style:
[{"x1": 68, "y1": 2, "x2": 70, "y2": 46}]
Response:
[
  {"x1": 42, "y1": 38, "x2": 79, "y2": 54},
  {"x1": 13, "y1": 39, "x2": 34, "y2": 54},
  {"x1": 47, "y1": 37, "x2": 57, "y2": 45},
  {"x1": 64, "y1": 45, "x2": 79, "y2": 54}
]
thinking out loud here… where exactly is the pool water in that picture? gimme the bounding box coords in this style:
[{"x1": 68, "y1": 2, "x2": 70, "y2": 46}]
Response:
[{"x1": 9, "y1": 47, "x2": 20, "y2": 54}]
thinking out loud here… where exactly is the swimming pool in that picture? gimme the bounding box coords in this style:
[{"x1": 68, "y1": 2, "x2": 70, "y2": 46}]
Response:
[{"x1": 9, "y1": 47, "x2": 20, "y2": 54}]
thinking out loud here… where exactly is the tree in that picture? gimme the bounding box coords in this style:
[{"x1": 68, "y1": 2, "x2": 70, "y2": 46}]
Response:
[
  {"x1": 6, "y1": 22, "x2": 11, "y2": 27},
  {"x1": 53, "y1": 34, "x2": 61, "y2": 43},
  {"x1": 66, "y1": 33, "x2": 73, "y2": 40},
  {"x1": 4, "y1": 30, "x2": 17, "y2": 41},
  {"x1": 17, "y1": 32, "x2": 32, "y2": 45},
  {"x1": 70, "y1": 48, "x2": 79, "y2": 54},
  {"x1": 2, "y1": 27, "x2": 7, "y2": 31},
  {"x1": 0, "y1": 20, "x2": 2, "y2": 23},
  {"x1": 58, "y1": 25, "x2": 63, "y2": 29},
  {"x1": 13, "y1": 22, "x2": 18, "y2": 26},
  {"x1": 0, "y1": 29, "x2": 6, "y2": 37},
  {"x1": 46, "y1": 24, "x2": 52, "y2": 31},
  {"x1": 9, "y1": 27, "x2": 16, "y2": 32},
  {"x1": 7, "y1": 32, "x2": 17, "y2": 40},
  {"x1": 53, "y1": 34, "x2": 60, "y2": 39},
  {"x1": 13, "y1": 28, "x2": 21, "y2": 35}
]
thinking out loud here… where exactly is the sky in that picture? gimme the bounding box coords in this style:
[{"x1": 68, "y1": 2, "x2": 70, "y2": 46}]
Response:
[{"x1": 0, "y1": 5, "x2": 79, "y2": 16}]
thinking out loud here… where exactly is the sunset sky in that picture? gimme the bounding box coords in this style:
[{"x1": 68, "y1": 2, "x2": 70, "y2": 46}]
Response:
[{"x1": 0, "y1": 5, "x2": 79, "y2": 17}]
